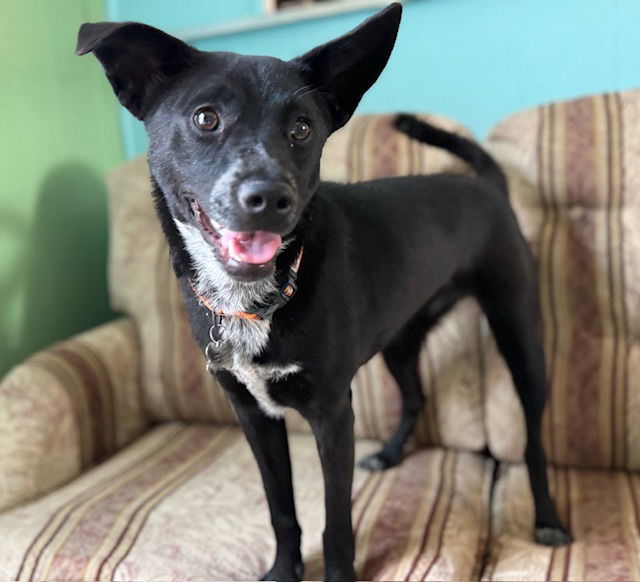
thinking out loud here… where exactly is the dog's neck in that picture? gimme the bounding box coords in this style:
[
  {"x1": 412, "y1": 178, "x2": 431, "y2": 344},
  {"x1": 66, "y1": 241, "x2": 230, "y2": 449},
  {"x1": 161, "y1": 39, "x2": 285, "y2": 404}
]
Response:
[
  {"x1": 150, "y1": 177, "x2": 308, "y2": 318},
  {"x1": 176, "y1": 219, "x2": 306, "y2": 319},
  {"x1": 175, "y1": 219, "x2": 279, "y2": 314}
]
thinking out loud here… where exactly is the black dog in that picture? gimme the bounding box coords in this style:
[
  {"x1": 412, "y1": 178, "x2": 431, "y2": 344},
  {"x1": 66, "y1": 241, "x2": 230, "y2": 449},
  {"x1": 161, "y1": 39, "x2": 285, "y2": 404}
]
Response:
[{"x1": 77, "y1": 4, "x2": 570, "y2": 580}]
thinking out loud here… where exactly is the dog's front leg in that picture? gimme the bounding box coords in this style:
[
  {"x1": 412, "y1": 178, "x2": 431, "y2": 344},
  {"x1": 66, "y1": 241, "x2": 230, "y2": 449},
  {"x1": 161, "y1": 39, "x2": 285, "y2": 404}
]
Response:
[
  {"x1": 220, "y1": 375, "x2": 303, "y2": 582},
  {"x1": 306, "y1": 393, "x2": 356, "y2": 582}
]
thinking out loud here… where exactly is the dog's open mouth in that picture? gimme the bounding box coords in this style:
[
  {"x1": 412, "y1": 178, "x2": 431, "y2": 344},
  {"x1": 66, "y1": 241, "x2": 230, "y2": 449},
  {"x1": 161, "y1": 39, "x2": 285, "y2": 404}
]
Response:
[{"x1": 190, "y1": 199, "x2": 282, "y2": 270}]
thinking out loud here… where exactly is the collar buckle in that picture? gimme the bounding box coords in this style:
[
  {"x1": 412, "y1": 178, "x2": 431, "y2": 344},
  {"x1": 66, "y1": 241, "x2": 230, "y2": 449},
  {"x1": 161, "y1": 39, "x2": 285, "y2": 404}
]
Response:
[{"x1": 281, "y1": 269, "x2": 298, "y2": 300}]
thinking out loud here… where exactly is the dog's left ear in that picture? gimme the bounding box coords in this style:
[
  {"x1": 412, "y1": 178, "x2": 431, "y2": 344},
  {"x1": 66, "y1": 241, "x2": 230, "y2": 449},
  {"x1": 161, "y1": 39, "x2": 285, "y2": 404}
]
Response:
[
  {"x1": 292, "y1": 2, "x2": 402, "y2": 131},
  {"x1": 76, "y1": 22, "x2": 199, "y2": 120}
]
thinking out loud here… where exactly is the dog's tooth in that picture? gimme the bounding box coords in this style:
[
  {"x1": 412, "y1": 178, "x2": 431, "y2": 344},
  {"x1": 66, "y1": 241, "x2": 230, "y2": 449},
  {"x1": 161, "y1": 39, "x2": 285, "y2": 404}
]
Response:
[
  {"x1": 227, "y1": 244, "x2": 243, "y2": 263},
  {"x1": 209, "y1": 216, "x2": 224, "y2": 233}
]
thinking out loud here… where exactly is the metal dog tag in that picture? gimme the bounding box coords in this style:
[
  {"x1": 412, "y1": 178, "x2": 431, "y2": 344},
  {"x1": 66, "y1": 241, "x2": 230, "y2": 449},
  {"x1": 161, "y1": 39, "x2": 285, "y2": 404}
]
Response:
[
  {"x1": 209, "y1": 314, "x2": 225, "y2": 344},
  {"x1": 205, "y1": 339, "x2": 232, "y2": 374},
  {"x1": 205, "y1": 314, "x2": 230, "y2": 374}
]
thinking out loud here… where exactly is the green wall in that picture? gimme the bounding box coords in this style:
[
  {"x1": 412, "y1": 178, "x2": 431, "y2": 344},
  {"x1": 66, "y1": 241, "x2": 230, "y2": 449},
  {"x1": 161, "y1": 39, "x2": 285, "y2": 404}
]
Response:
[{"x1": 0, "y1": 0, "x2": 124, "y2": 377}]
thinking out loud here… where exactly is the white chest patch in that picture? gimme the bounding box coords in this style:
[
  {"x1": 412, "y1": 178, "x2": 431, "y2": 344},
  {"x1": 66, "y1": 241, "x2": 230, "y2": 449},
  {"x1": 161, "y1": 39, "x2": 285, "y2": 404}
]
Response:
[
  {"x1": 231, "y1": 358, "x2": 301, "y2": 418},
  {"x1": 176, "y1": 218, "x2": 302, "y2": 418}
]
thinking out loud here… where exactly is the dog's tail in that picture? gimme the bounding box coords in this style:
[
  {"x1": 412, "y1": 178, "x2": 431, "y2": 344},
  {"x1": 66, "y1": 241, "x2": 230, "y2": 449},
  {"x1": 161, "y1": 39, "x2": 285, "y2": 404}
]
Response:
[{"x1": 393, "y1": 114, "x2": 508, "y2": 196}]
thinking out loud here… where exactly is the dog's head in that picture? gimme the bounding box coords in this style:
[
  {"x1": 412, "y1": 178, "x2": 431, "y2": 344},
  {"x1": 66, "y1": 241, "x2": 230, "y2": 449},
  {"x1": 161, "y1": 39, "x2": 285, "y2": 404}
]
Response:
[{"x1": 77, "y1": 4, "x2": 402, "y2": 281}]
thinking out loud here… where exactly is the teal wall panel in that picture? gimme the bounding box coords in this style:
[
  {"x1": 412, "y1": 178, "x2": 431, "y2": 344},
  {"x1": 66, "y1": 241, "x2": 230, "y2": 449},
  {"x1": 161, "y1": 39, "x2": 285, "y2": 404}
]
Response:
[{"x1": 107, "y1": 0, "x2": 640, "y2": 157}]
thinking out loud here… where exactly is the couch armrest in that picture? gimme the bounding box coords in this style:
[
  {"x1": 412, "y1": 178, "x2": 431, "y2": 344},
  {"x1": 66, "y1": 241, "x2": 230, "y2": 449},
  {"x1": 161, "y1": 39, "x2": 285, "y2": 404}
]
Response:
[{"x1": 0, "y1": 317, "x2": 149, "y2": 512}]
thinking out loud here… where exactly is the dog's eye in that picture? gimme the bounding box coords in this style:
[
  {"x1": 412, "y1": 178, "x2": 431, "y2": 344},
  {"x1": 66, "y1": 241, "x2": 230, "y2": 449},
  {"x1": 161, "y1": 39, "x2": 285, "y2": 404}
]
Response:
[
  {"x1": 193, "y1": 107, "x2": 219, "y2": 131},
  {"x1": 289, "y1": 119, "x2": 311, "y2": 142}
]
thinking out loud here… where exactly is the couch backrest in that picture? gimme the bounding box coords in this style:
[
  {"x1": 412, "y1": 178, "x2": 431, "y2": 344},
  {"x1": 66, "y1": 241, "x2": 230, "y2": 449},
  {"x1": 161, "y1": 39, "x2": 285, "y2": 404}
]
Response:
[
  {"x1": 107, "y1": 93, "x2": 640, "y2": 470},
  {"x1": 106, "y1": 114, "x2": 488, "y2": 452},
  {"x1": 485, "y1": 90, "x2": 640, "y2": 470}
]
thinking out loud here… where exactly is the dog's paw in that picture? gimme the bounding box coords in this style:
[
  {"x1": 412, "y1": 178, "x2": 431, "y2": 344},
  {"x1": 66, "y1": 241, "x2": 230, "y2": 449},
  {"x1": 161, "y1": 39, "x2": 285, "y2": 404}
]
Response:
[
  {"x1": 260, "y1": 560, "x2": 303, "y2": 582},
  {"x1": 535, "y1": 526, "x2": 572, "y2": 546},
  {"x1": 358, "y1": 451, "x2": 397, "y2": 472}
]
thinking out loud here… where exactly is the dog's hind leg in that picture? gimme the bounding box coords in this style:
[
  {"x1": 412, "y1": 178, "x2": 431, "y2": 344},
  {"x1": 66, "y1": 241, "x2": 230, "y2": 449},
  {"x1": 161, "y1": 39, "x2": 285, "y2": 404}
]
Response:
[
  {"x1": 476, "y1": 263, "x2": 572, "y2": 546},
  {"x1": 359, "y1": 314, "x2": 429, "y2": 471}
]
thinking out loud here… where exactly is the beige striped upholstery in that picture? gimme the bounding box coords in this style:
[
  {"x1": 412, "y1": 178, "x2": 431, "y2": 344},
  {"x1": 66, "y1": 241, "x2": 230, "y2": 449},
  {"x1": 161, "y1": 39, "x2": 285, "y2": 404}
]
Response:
[
  {"x1": 107, "y1": 113, "x2": 487, "y2": 451},
  {"x1": 485, "y1": 90, "x2": 640, "y2": 470},
  {"x1": 2, "y1": 91, "x2": 640, "y2": 581},
  {"x1": 473, "y1": 89, "x2": 640, "y2": 582},
  {"x1": 484, "y1": 464, "x2": 640, "y2": 581},
  {"x1": 0, "y1": 424, "x2": 492, "y2": 581},
  {"x1": 0, "y1": 318, "x2": 148, "y2": 512}
]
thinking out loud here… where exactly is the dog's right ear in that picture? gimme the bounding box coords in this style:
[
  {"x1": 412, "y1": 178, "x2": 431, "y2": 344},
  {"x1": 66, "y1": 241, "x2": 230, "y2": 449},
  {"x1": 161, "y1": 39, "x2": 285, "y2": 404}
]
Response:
[
  {"x1": 292, "y1": 3, "x2": 402, "y2": 132},
  {"x1": 76, "y1": 22, "x2": 198, "y2": 120}
]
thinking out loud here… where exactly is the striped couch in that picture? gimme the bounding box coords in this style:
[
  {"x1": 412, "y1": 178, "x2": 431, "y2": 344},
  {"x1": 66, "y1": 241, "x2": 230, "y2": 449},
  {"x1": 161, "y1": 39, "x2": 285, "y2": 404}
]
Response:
[{"x1": 1, "y1": 89, "x2": 639, "y2": 581}]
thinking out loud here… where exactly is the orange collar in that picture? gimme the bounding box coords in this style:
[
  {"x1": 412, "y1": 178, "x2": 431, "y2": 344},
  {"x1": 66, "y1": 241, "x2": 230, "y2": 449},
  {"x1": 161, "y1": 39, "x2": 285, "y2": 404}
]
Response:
[{"x1": 189, "y1": 245, "x2": 304, "y2": 321}]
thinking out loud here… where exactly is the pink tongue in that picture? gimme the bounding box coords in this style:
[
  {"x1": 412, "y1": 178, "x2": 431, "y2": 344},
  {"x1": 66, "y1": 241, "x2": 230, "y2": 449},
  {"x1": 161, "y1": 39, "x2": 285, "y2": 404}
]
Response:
[{"x1": 220, "y1": 230, "x2": 282, "y2": 264}]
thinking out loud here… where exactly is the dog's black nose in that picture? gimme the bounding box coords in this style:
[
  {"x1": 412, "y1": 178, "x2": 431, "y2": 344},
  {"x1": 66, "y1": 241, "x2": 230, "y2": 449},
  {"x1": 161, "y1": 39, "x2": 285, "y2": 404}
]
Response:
[{"x1": 238, "y1": 181, "x2": 294, "y2": 216}]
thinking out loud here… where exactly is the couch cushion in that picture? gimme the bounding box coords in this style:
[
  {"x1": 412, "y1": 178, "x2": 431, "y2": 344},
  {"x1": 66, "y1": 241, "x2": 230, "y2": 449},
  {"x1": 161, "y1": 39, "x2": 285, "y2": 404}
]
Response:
[
  {"x1": 484, "y1": 463, "x2": 640, "y2": 581},
  {"x1": 0, "y1": 318, "x2": 147, "y2": 512},
  {"x1": 484, "y1": 90, "x2": 640, "y2": 470},
  {"x1": 106, "y1": 114, "x2": 487, "y2": 452},
  {"x1": 0, "y1": 424, "x2": 493, "y2": 581}
]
